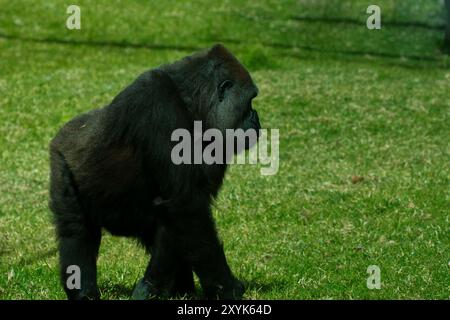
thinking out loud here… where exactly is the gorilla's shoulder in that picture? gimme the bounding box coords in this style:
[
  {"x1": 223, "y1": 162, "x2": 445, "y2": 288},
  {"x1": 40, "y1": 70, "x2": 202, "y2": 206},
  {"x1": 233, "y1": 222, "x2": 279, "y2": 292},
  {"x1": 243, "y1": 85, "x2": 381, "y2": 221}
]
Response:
[
  {"x1": 135, "y1": 68, "x2": 178, "y2": 93},
  {"x1": 107, "y1": 68, "x2": 181, "y2": 111}
]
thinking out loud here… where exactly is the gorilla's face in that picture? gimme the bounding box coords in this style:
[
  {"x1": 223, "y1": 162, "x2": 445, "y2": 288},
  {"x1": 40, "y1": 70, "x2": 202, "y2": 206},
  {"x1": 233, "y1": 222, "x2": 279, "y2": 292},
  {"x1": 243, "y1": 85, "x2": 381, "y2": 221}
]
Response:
[
  {"x1": 204, "y1": 46, "x2": 261, "y2": 150},
  {"x1": 212, "y1": 79, "x2": 260, "y2": 131}
]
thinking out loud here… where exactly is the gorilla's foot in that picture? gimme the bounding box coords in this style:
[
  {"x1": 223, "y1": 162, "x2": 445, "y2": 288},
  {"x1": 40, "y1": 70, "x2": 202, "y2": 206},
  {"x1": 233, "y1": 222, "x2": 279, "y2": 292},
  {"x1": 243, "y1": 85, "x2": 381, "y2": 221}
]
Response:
[
  {"x1": 132, "y1": 277, "x2": 196, "y2": 300},
  {"x1": 132, "y1": 278, "x2": 157, "y2": 300},
  {"x1": 203, "y1": 277, "x2": 245, "y2": 300},
  {"x1": 67, "y1": 288, "x2": 100, "y2": 300}
]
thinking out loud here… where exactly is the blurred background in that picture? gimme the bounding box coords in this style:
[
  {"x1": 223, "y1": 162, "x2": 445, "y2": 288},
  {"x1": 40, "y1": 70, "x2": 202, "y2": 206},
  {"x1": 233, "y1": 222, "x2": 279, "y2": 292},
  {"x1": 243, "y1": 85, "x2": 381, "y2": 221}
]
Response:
[{"x1": 0, "y1": 0, "x2": 448, "y2": 299}]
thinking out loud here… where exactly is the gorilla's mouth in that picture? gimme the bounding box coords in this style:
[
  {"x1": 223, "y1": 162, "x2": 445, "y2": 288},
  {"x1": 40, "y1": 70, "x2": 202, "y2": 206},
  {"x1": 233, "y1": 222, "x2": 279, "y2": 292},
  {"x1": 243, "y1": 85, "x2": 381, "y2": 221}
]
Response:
[
  {"x1": 240, "y1": 108, "x2": 261, "y2": 136},
  {"x1": 248, "y1": 109, "x2": 261, "y2": 128}
]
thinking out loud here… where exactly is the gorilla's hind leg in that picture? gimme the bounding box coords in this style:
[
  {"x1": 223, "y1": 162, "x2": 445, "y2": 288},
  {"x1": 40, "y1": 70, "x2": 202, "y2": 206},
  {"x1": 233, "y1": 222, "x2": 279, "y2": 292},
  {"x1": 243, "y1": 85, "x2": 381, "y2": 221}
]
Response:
[
  {"x1": 57, "y1": 227, "x2": 101, "y2": 300},
  {"x1": 50, "y1": 149, "x2": 101, "y2": 300},
  {"x1": 133, "y1": 226, "x2": 195, "y2": 300}
]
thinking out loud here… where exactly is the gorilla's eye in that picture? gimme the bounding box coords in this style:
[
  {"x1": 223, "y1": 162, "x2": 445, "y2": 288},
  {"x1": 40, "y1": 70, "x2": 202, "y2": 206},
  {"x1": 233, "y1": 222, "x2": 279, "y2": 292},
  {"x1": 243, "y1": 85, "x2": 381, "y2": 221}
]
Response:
[{"x1": 218, "y1": 80, "x2": 233, "y2": 102}]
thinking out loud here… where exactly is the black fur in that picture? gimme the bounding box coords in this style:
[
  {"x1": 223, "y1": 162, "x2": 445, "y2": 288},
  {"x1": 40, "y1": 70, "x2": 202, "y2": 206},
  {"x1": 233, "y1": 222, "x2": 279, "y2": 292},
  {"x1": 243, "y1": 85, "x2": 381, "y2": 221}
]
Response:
[{"x1": 49, "y1": 44, "x2": 260, "y2": 300}]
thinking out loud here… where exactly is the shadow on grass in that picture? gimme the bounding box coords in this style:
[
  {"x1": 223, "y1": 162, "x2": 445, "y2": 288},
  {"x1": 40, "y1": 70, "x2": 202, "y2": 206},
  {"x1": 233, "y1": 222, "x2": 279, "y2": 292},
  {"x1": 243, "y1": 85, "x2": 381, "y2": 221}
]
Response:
[
  {"x1": 1, "y1": 25, "x2": 448, "y2": 72},
  {"x1": 218, "y1": 37, "x2": 445, "y2": 63},
  {"x1": 97, "y1": 279, "x2": 283, "y2": 300},
  {"x1": 1, "y1": 31, "x2": 445, "y2": 63},
  {"x1": 290, "y1": 15, "x2": 446, "y2": 31},
  {"x1": 0, "y1": 32, "x2": 201, "y2": 52}
]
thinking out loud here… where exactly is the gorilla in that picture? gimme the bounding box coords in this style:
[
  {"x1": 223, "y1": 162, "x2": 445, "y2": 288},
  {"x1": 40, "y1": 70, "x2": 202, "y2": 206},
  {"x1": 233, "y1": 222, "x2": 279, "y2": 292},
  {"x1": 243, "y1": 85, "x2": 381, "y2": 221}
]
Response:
[{"x1": 49, "y1": 44, "x2": 261, "y2": 300}]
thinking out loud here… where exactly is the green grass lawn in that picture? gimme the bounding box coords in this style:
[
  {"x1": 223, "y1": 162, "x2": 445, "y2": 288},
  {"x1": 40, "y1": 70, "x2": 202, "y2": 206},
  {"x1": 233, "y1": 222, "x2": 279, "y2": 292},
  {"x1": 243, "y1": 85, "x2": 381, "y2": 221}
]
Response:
[{"x1": 0, "y1": 0, "x2": 449, "y2": 299}]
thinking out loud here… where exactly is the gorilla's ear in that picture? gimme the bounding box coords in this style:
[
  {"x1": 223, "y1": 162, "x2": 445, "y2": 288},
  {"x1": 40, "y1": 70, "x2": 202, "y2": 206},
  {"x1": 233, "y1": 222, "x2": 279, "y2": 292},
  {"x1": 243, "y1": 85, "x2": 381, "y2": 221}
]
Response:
[{"x1": 218, "y1": 80, "x2": 233, "y2": 102}]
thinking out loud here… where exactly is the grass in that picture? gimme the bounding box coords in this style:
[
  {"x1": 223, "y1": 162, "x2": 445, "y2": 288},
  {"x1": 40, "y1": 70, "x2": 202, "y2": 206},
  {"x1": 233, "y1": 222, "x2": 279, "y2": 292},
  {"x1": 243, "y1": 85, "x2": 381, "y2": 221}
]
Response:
[{"x1": 0, "y1": 0, "x2": 449, "y2": 299}]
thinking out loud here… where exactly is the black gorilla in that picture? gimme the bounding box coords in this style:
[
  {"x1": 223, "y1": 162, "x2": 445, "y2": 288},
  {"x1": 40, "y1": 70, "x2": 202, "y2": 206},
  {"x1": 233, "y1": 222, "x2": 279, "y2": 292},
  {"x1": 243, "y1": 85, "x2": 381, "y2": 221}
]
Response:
[{"x1": 49, "y1": 44, "x2": 261, "y2": 300}]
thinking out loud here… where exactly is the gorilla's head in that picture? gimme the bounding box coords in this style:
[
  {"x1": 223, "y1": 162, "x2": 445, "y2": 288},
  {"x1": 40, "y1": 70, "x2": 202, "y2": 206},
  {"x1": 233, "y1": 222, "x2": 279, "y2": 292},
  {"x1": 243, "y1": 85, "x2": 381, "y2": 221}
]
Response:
[
  {"x1": 205, "y1": 45, "x2": 261, "y2": 135},
  {"x1": 164, "y1": 44, "x2": 261, "y2": 150}
]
